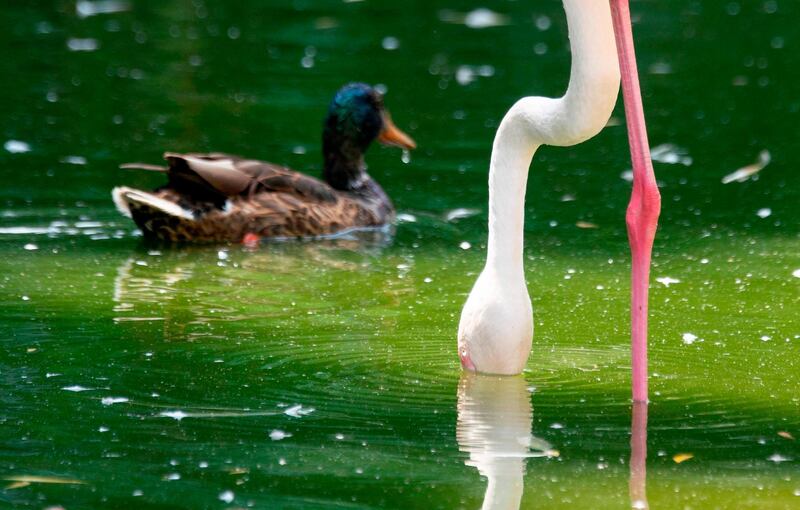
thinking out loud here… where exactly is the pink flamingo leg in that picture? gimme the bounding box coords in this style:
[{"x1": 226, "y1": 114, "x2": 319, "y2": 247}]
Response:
[{"x1": 610, "y1": 0, "x2": 662, "y2": 403}]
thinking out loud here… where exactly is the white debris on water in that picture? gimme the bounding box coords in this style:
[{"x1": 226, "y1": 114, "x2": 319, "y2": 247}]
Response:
[
  {"x1": 23, "y1": 243, "x2": 38, "y2": 251},
  {"x1": 756, "y1": 208, "x2": 772, "y2": 218},
  {"x1": 767, "y1": 453, "x2": 791, "y2": 463},
  {"x1": 620, "y1": 170, "x2": 634, "y2": 182},
  {"x1": 549, "y1": 423, "x2": 564, "y2": 429},
  {"x1": 269, "y1": 430, "x2": 292, "y2": 441},
  {"x1": 656, "y1": 276, "x2": 681, "y2": 287},
  {"x1": 459, "y1": 241, "x2": 471, "y2": 250},
  {"x1": 100, "y1": 396, "x2": 129, "y2": 406},
  {"x1": 445, "y1": 208, "x2": 480, "y2": 222},
  {"x1": 76, "y1": 0, "x2": 130, "y2": 18},
  {"x1": 63, "y1": 385, "x2": 92, "y2": 392},
  {"x1": 61, "y1": 155, "x2": 87, "y2": 165},
  {"x1": 75, "y1": 221, "x2": 103, "y2": 228},
  {"x1": 455, "y1": 64, "x2": 494, "y2": 86},
  {"x1": 4, "y1": 140, "x2": 31, "y2": 153},
  {"x1": 793, "y1": 269, "x2": 800, "y2": 279},
  {"x1": 722, "y1": 150, "x2": 771, "y2": 184},
  {"x1": 159, "y1": 410, "x2": 189, "y2": 421},
  {"x1": 650, "y1": 144, "x2": 692, "y2": 166},
  {"x1": 219, "y1": 490, "x2": 235, "y2": 503},
  {"x1": 67, "y1": 38, "x2": 99, "y2": 52},
  {"x1": 682, "y1": 333, "x2": 698, "y2": 345},
  {"x1": 396, "y1": 213, "x2": 416, "y2": 223},
  {"x1": 284, "y1": 404, "x2": 315, "y2": 418},
  {"x1": 439, "y1": 8, "x2": 509, "y2": 29}
]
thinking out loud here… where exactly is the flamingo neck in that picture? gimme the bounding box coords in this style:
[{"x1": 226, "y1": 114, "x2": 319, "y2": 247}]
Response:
[{"x1": 485, "y1": 0, "x2": 619, "y2": 275}]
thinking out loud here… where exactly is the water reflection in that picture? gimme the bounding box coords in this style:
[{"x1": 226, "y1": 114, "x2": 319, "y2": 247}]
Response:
[
  {"x1": 630, "y1": 402, "x2": 649, "y2": 510},
  {"x1": 456, "y1": 373, "x2": 557, "y2": 510}
]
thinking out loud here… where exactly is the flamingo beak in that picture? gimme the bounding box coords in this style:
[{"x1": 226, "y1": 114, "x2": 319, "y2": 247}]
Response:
[{"x1": 378, "y1": 111, "x2": 417, "y2": 150}]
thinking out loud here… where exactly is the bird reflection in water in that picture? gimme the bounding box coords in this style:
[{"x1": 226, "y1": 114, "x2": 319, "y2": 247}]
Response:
[
  {"x1": 630, "y1": 402, "x2": 649, "y2": 509},
  {"x1": 111, "y1": 229, "x2": 398, "y2": 339},
  {"x1": 456, "y1": 373, "x2": 558, "y2": 510}
]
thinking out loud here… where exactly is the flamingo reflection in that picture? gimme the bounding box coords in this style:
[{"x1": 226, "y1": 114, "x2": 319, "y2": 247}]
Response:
[
  {"x1": 630, "y1": 401, "x2": 649, "y2": 509},
  {"x1": 456, "y1": 373, "x2": 558, "y2": 510}
]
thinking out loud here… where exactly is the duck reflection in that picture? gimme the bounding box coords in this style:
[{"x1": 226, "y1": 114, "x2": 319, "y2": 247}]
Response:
[
  {"x1": 456, "y1": 373, "x2": 557, "y2": 510},
  {"x1": 630, "y1": 402, "x2": 648, "y2": 509},
  {"x1": 111, "y1": 230, "x2": 400, "y2": 338}
]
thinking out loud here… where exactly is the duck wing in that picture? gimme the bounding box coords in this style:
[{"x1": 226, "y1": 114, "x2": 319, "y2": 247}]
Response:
[{"x1": 162, "y1": 152, "x2": 338, "y2": 204}]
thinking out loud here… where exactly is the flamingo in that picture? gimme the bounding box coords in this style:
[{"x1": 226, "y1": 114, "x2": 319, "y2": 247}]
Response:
[{"x1": 457, "y1": 0, "x2": 660, "y2": 402}]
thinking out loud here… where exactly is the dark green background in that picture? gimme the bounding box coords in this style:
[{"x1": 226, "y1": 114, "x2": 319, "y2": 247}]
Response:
[{"x1": 1, "y1": 1, "x2": 798, "y2": 508}]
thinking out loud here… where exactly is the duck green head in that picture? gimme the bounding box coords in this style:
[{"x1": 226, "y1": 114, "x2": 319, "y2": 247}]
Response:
[{"x1": 322, "y1": 83, "x2": 415, "y2": 190}]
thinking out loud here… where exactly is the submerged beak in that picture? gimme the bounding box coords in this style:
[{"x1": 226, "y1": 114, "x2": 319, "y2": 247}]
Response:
[{"x1": 378, "y1": 111, "x2": 417, "y2": 150}]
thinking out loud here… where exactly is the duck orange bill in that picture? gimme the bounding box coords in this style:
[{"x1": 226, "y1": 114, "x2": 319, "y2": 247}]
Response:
[{"x1": 378, "y1": 112, "x2": 416, "y2": 150}]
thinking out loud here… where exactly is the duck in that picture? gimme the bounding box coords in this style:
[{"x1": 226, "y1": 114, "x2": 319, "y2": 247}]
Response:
[{"x1": 112, "y1": 83, "x2": 416, "y2": 243}]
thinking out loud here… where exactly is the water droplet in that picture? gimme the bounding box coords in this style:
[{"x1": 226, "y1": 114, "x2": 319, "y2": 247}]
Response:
[
  {"x1": 270, "y1": 430, "x2": 292, "y2": 441},
  {"x1": 656, "y1": 276, "x2": 681, "y2": 287},
  {"x1": 101, "y1": 397, "x2": 129, "y2": 406},
  {"x1": 382, "y1": 36, "x2": 399, "y2": 50},
  {"x1": 767, "y1": 453, "x2": 791, "y2": 463},
  {"x1": 535, "y1": 15, "x2": 551, "y2": 31},
  {"x1": 4, "y1": 140, "x2": 31, "y2": 153},
  {"x1": 401, "y1": 149, "x2": 411, "y2": 164}
]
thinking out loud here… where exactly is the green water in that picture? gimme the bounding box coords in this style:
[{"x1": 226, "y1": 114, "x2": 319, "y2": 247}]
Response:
[{"x1": 2, "y1": 1, "x2": 799, "y2": 508}]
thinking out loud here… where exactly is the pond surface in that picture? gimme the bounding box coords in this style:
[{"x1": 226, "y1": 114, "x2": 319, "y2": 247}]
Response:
[{"x1": 1, "y1": 1, "x2": 799, "y2": 508}]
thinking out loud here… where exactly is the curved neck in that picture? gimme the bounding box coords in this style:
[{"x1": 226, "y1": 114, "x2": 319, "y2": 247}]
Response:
[{"x1": 486, "y1": 0, "x2": 620, "y2": 273}]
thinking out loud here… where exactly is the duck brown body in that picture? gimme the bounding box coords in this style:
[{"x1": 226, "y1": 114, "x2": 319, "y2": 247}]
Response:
[
  {"x1": 115, "y1": 152, "x2": 395, "y2": 242},
  {"x1": 112, "y1": 83, "x2": 415, "y2": 243}
]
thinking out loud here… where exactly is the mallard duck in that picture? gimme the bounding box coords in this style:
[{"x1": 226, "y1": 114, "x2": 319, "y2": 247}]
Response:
[{"x1": 112, "y1": 83, "x2": 416, "y2": 243}]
